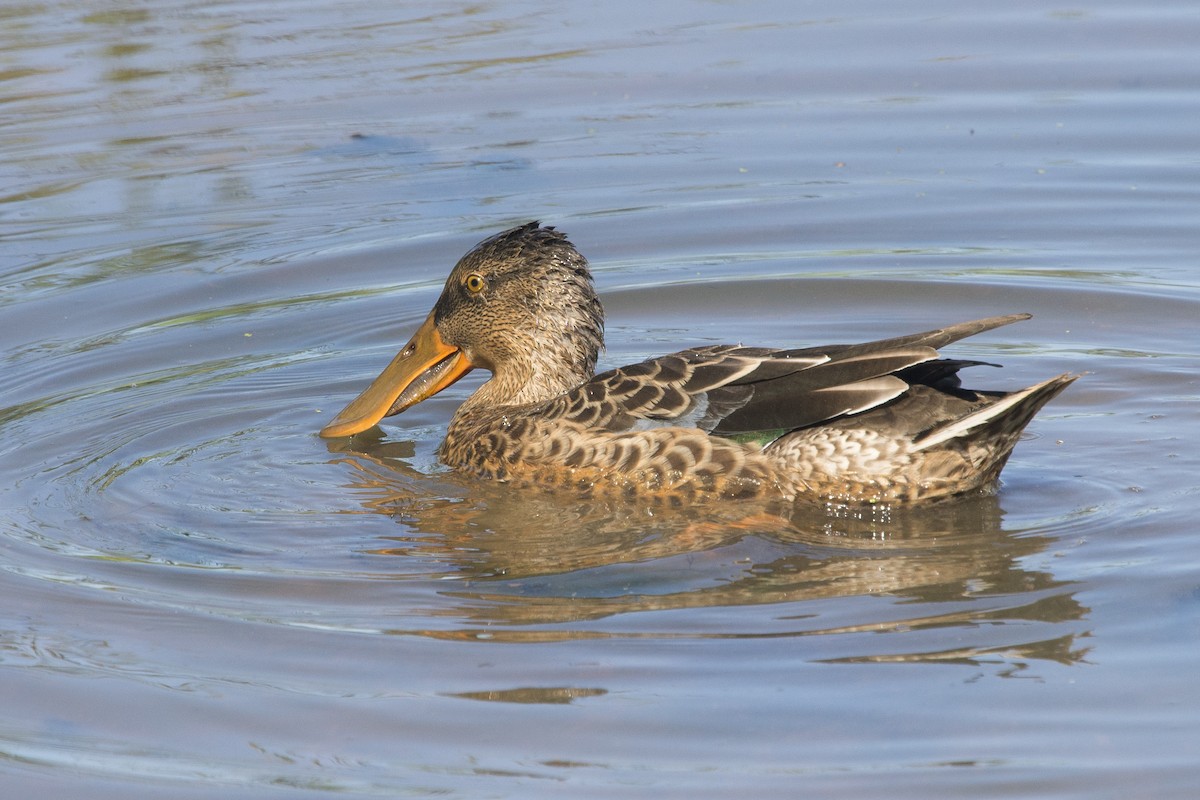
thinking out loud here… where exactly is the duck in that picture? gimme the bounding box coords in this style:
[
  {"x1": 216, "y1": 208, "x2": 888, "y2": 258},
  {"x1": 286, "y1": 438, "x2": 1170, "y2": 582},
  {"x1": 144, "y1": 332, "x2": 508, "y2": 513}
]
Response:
[{"x1": 321, "y1": 222, "x2": 1076, "y2": 504}]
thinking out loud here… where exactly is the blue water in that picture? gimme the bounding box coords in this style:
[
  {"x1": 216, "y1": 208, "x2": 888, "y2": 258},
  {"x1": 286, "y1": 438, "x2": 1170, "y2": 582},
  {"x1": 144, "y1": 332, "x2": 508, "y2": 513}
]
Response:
[{"x1": 2, "y1": 2, "x2": 1199, "y2": 797}]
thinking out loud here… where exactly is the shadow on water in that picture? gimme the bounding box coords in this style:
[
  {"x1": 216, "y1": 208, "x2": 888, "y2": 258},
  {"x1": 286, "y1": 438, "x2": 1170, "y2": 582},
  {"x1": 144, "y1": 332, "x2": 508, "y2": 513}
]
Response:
[{"x1": 325, "y1": 430, "x2": 1090, "y2": 669}]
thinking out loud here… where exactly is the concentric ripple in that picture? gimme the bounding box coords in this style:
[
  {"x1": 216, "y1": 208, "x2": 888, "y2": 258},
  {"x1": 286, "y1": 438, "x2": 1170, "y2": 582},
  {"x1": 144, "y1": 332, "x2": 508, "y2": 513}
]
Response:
[{"x1": 1, "y1": 254, "x2": 1140, "y2": 664}]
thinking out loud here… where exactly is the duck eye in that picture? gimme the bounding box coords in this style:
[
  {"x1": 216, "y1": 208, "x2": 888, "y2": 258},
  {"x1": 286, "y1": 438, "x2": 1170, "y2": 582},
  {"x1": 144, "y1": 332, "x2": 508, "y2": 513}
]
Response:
[{"x1": 464, "y1": 273, "x2": 487, "y2": 294}]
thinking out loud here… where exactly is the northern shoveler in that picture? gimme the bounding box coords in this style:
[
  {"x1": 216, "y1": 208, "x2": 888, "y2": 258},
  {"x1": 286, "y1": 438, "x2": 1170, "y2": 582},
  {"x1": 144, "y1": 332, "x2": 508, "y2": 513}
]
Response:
[{"x1": 321, "y1": 222, "x2": 1076, "y2": 503}]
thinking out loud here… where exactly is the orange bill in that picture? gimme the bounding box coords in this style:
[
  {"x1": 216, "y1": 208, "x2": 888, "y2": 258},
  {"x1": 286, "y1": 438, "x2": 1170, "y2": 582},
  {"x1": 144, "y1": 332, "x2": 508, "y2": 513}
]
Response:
[{"x1": 319, "y1": 311, "x2": 473, "y2": 438}]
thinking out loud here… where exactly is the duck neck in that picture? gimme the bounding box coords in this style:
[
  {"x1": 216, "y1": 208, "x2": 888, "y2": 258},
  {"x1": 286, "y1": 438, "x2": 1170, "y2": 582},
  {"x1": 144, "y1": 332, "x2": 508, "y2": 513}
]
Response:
[{"x1": 458, "y1": 346, "x2": 593, "y2": 418}]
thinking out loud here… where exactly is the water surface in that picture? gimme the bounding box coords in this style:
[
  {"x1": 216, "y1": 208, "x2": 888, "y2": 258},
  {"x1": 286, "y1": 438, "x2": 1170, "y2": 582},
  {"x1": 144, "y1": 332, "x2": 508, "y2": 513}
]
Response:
[{"x1": 2, "y1": 1, "x2": 1199, "y2": 798}]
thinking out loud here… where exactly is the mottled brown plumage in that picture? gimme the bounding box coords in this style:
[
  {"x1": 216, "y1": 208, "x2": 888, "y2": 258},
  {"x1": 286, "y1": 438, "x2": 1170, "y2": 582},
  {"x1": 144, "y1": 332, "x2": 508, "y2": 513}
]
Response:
[{"x1": 321, "y1": 222, "x2": 1076, "y2": 504}]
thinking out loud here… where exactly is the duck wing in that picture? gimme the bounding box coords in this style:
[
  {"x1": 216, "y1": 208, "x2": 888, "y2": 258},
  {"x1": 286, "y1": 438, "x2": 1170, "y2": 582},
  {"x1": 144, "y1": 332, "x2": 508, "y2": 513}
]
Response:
[{"x1": 545, "y1": 314, "x2": 1031, "y2": 437}]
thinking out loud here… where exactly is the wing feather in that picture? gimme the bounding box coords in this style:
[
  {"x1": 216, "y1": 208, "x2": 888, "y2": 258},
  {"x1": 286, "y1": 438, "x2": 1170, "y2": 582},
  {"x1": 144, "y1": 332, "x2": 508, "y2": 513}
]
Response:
[{"x1": 542, "y1": 316, "x2": 1030, "y2": 438}]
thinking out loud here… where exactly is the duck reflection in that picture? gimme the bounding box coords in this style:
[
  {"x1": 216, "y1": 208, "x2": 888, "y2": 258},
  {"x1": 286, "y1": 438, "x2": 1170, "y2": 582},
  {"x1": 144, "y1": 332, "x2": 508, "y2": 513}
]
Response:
[{"x1": 324, "y1": 433, "x2": 1088, "y2": 668}]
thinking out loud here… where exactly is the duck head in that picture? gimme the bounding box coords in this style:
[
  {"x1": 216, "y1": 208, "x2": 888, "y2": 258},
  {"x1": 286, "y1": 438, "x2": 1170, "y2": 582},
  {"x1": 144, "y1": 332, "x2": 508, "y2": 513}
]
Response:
[{"x1": 320, "y1": 222, "x2": 605, "y2": 438}]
